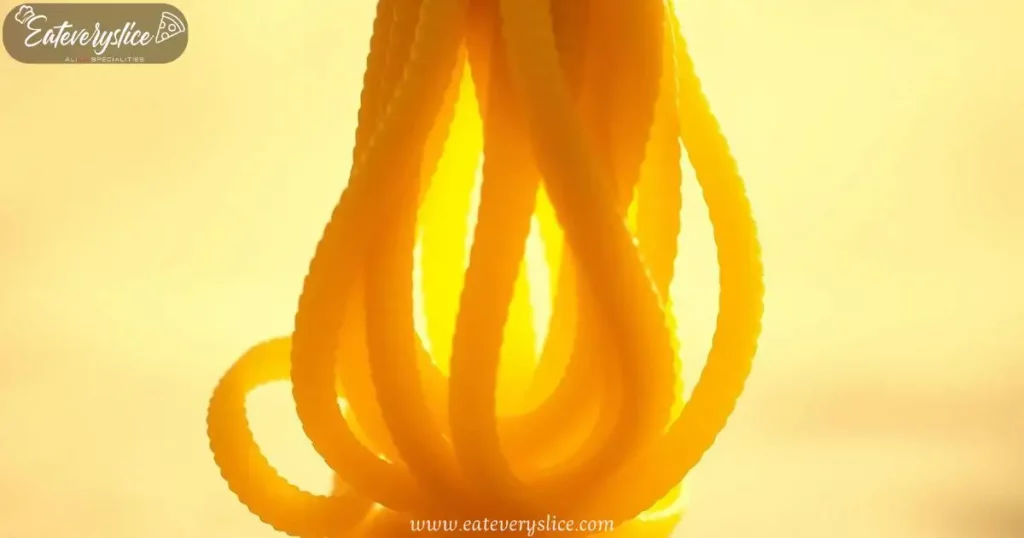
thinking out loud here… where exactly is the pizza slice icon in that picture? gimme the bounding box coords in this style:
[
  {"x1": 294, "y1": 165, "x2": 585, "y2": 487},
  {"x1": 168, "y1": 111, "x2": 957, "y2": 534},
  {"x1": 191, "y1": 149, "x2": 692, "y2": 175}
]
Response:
[{"x1": 155, "y1": 11, "x2": 186, "y2": 44}]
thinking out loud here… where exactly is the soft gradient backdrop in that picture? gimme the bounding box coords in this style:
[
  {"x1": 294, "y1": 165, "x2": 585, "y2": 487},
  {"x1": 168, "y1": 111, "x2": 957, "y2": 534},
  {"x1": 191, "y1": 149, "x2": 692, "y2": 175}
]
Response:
[{"x1": 1, "y1": 1, "x2": 1022, "y2": 537}]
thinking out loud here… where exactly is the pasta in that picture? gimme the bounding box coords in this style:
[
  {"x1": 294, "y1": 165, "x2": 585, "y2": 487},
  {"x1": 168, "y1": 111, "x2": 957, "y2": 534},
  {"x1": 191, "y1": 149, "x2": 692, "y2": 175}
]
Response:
[{"x1": 206, "y1": 0, "x2": 764, "y2": 536}]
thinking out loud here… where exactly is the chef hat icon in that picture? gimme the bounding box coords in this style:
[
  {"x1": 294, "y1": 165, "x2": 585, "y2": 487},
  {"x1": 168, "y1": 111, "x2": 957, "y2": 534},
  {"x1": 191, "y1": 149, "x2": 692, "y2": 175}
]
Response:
[{"x1": 14, "y1": 5, "x2": 35, "y2": 24}]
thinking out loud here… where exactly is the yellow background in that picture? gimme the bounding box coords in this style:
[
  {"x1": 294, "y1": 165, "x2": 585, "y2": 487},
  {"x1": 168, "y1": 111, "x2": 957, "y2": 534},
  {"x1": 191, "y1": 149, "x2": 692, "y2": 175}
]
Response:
[{"x1": 1, "y1": 1, "x2": 1022, "y2": 536}]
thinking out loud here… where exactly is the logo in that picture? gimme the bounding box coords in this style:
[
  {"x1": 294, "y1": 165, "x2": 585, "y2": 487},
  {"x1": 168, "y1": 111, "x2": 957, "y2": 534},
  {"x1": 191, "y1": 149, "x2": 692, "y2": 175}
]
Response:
[{"x1": 3, "y1": 3, "x2": 188, "y2": 64}]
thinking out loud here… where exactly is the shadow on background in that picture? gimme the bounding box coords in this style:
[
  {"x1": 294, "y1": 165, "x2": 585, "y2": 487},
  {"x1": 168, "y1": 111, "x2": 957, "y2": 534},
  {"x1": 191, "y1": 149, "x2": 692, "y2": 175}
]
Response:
[{"x1": 0, "y1": 0, "x2": 1021, "y2": 537}]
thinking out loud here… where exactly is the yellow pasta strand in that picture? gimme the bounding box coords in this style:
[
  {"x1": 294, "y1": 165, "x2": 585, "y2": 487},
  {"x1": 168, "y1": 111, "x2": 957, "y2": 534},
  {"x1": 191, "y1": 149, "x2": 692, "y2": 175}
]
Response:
[{"x1": 206, "y1": 0, "x2": 764, "y2": 536}]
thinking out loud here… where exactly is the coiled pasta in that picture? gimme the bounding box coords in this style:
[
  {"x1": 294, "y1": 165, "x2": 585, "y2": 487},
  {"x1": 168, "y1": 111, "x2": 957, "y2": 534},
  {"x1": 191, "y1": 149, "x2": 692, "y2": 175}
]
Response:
[{"x1": 206, "y1": 0, "x2": 764, "y2": 536}]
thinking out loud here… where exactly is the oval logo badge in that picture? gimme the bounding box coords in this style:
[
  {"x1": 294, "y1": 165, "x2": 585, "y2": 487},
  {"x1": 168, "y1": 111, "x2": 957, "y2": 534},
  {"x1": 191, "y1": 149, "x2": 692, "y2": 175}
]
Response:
[{"x1": 3, "y1": 3, "x2": 188, "y2": 64}]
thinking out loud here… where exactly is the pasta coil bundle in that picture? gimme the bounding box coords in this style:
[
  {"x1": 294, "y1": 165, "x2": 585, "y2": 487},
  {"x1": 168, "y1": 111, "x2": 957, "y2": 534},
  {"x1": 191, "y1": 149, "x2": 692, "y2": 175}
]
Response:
[{"x1": 206, "y1": 0, "x2": 764, "y2": 536}]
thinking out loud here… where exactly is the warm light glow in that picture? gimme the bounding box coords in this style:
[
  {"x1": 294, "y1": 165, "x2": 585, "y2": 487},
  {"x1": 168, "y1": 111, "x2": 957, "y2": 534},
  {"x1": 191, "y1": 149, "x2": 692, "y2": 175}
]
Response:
[{"x1": 413, "y1": 178, "x2": 554, "y2": 371}]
